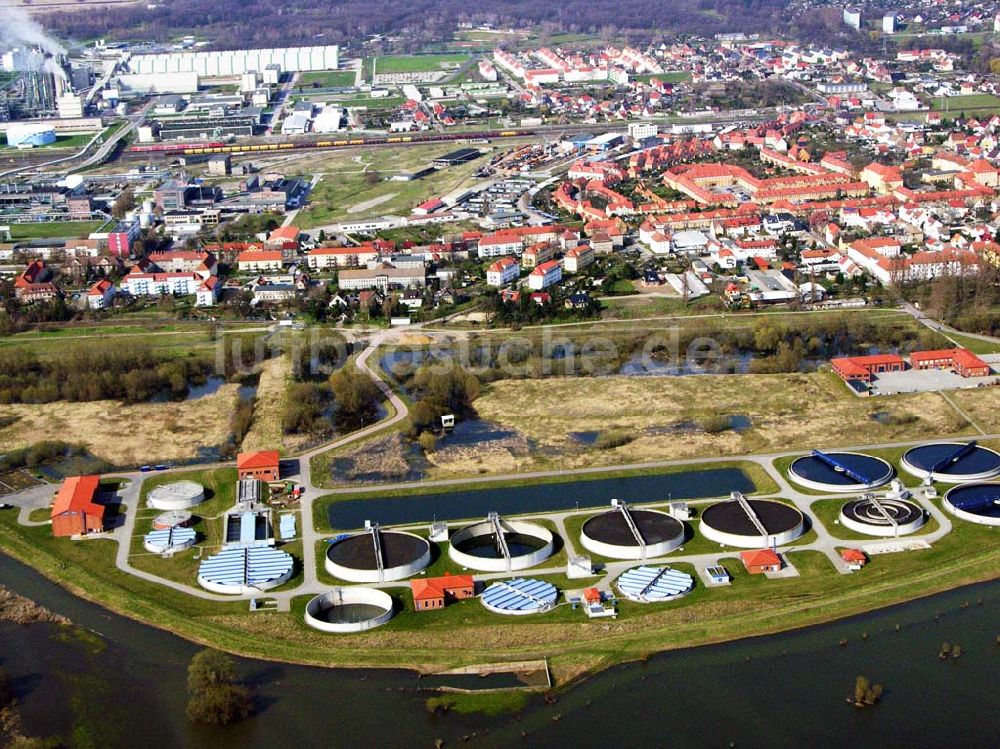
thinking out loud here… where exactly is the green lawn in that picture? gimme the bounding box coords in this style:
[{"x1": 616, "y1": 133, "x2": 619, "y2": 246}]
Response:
[
  {"x1": 372, "y1": 54, "x2": 470, "y2": 75},
  {"x1": 940, "y1": 330, "x2": 1000, "y2": 355},
  {"x1": 309, "y1": 95, "x2": 406, "y2": 110},
  {"x1": 632, "y1": 71, "x2": 691, "y2": 85},
  {"x1": 929, "y1": 93, "x2": 1000, "y2": 112},
  {"x1": 6, "y1": 220, "x2": 108, "y2": 240},
  {"x1": 0, "y1": 129, "x2": 105, "y2": 151},
  {"x1": 297, "y1": 70, "x2": 357, "y2": 88},
  {"x1": 297, "y1": 143, "x2": 485, "y2": 226}
]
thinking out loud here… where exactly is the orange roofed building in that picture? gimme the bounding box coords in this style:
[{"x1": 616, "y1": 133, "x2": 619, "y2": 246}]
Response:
[
  {"x1": 831, "y1": 353, "x2": 905, "y2": 383},
  {"x1": 410, "y1": 573, "x2": 475, "y2": 611},
  {"x1": 740, "y1": 548, "x2": 782, "y2": 575},
  {"x1": 910, "y1": 348, "x2": 990, "y2": 378},
  {"x1": 51, "y1": 475, "x2": 105, "y2": 538},
  {"x1": 236, "y1": 451, "x2": 281, "y2": 482}
]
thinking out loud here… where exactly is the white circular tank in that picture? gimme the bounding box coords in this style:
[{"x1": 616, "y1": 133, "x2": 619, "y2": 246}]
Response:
[
  {"x1": 448, "y1": 518, "x2": 554, "y2": 572},
  {"x1": 147, "y1": 481, "x2": 206, "y2": 510},
  {"x1": 304, "y1": 588, "x2": 395, "y2": 633}
]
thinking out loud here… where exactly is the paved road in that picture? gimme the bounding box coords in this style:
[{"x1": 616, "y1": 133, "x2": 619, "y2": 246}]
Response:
[
  {"x1": 900, "y1": 300, "x2": 1000, "y2": 348},
  {"x1": 0, "y1": 101, "x2": 154, "y2": 180}
]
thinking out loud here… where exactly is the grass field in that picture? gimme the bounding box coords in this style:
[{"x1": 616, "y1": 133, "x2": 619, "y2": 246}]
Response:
[
  {"x1": 297, "y1": 94, "x2": 406, "y2": 110},
  {"x1": 294, "y1": 144, "x2": 486, "y2": 226},
  {"x1": 297, "y1": 70, "x2": 357, "y2": 88},
  {"x1": 929, "y1": 93, "x2": 1000, "y2": 111},
  {"x1": 632, "y1": 71, "x2": 692, "y2": 85},
  {"x1": 468, "y1": 370, "x2": 978, "y2": 475},
  {"x1": 372, "y1": 54, "x2": 470, "y2": 75},
  {"x1": 0, "y1": 384, "x2": 239, "y2": 466},
  {"x1": 6, "y1": 220, "x2": 107, "y2": 240}
]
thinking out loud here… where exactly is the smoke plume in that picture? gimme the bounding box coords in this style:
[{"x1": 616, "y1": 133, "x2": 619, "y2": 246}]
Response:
[{"x1": 1, "y1": 7, "x2": 67, "y2": 58}]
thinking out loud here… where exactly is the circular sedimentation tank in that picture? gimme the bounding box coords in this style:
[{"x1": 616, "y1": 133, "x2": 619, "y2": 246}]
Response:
[
  {"x1": 839, "y1": 496, "x2": 926, "y2": 537},
  {"x1": 901, "y1": 442, "x2": 1000, "y2": 483},
  {"x1": 325, "y1": 529, "x2": 431, "y2": 582},
  {"x1": 304, "y1": 588, "x2": 395, "y2": 633},
  {"x1": 700, "y1": 496, "x2": 805, "y2": 548},
  {"x1": 152, "y1": 510, "x2": 193, "y2": 530},
  {"x1": 480, "y1": 578, "x2": 558, "y2": 616},
  {"x1": 579, "y1": 506, "x2": 684, "y2": 560},
  {"x1": 448, "y1": 516, "x2": 554, "y2": 572},
  {"x1": 197, "y1": 546, "x2": 294, "y2": 595},
  {"x1": 943, "y1": 483, "x2": 1000, "y2": 526},
  {"x1": 147, "y1": 481, "x2": 206, "y2": 511},
  {"x1": 788, "y1": 452, "x2": 893, "y2": 493},
  {"x1": 616, "y1": 565, "x2": 695, "y2": 603},
  {"x1": 143, "y1": 526, "x2": 197, "y2": 554}
]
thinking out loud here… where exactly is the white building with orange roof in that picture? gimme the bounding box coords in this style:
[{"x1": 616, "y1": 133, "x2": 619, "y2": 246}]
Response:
[{"x1": 486, "y1": 256, "x2": 520, "y2": 287}]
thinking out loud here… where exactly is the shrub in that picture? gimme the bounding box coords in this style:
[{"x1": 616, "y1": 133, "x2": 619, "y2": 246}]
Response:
[
  {"x1": 700, "y1": 415, "x2": 732, "y2": 434},
  {"x1": 186, "y1": 650, "x2": 252, "y2": 726}
]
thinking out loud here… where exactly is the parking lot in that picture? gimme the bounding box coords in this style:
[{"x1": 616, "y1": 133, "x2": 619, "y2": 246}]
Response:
[{"x1": 871, "y1": 366, "x2": 1000, "y2": 395}]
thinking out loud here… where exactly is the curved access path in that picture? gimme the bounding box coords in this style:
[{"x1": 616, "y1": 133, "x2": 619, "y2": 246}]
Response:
[{"x1": 94, "y1": 325, "x2": 412, "y2": 605}]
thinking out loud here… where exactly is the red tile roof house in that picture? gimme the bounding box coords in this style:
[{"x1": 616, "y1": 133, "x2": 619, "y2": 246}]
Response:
[
  {"x1": 840, "y1": 548, "x2": 867, "y2": 570},
  {"x1": 410, "y1": 573, "x2": 475, "y2": 611},
  {"x1": 740, "y1": 548, "x2": 782, "y2": 575},
  {"x1": 237, "y1": 451, "x2": 281, "y2": 482},
  {"x1": 51, "y1": 475, "x2": 105, "y2": 538}
]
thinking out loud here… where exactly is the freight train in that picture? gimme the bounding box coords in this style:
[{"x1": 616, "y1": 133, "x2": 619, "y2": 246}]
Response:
[{"x1": 128, "y1": 130, "x2": 532, "y2": 157}]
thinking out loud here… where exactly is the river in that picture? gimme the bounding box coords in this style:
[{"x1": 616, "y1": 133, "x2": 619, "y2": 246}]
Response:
[{"x1": 2, "y1": 553, "x2": 999, "y2": 747}]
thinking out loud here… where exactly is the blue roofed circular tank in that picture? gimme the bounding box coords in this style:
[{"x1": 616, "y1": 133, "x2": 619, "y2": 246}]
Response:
[
  {"x1": 788, "y1": 451, "x2": 893, "y2": 492},
  {"x1": 944, "y1": 483, "x2": 1000, "y2": 525},
  {"x1": 902, "y1": 442, "x2": 1000, "y2": 483}
]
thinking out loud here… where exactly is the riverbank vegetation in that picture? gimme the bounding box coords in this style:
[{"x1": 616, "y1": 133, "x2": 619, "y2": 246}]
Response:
[
  {"x1": 0, "y1": 585, "x2": 68, "y2": 625},
  {"x1": 0, "y1": 341, "x2": 214, "y2": 404},
  {"x1": 186, "y1": 649, "x2": 253, "y2": 726}
]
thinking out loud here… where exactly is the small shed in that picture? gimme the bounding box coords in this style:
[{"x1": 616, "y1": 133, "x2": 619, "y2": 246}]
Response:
[
  {"x1": 840, "y1": 548, "x2": 867, "y2": 570},
  {"x1": 705, "y1": 565, "x2": 730, "y2": 584},
  {"x1": 740, "y1": 548, "x2": 782, "y2": 575}
]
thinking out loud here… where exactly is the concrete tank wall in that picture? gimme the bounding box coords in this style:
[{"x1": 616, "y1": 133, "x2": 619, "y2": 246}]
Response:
[
  {"x1": 448, "y1": 519, "x2": 554, "y2": 572},
  {"x1": 304, "y1": 588, "x2": 394, "y2": 633},
  {"x1": 839, "y1": 501, "x2": 927, "y2": 537},
  {"x1": 700, "y1": 512, "x2": 805, "y2": 549},
  {"x1": 324, "y1": 531, "x2": 431, "y2": 583},
  {"x1": 579, "y1": 510, "x2": 685, "y2": 560},
  {"x1": 901, "y1": 444, "x2": 1000, "y2": 483}
]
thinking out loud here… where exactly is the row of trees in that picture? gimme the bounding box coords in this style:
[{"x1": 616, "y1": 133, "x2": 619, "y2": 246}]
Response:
[{"x1": 0, "y1": 342, "x2": 214, "y2": 404}]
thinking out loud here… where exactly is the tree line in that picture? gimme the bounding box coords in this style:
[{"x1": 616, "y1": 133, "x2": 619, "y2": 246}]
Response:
[
  {"x1": 46, "y1": 0, "x2": 809, "y2": 53},
  {"x1": 0, "y1": 342, "x2": 214, "y2": 404}
]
